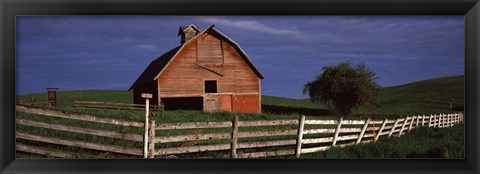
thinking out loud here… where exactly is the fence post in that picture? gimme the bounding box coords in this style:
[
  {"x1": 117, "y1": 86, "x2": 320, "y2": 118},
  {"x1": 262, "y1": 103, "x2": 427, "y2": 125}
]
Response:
[
  {"x1": 422, "y1": 114, "x2": 425, "y2": 126},
  {"x1": 437, "y1": 114, "x2": 441, "y2": 128},
  {"x1": 448, "y1": 114, "x2": 451, "y2": 127},
  {"x1": 455, "y1": 113, "x2": 460, "y2": 124},
  {"x1": 332, "y1": 117, "x2": 343, "y2": 146},
  {"x1": 437, "y1": 114, "x2": 440, "y2": 127},
  {"x1": 141, "y1": 93, "x2": 153, "y2": 158},
  {"x1": 295, "y1": 115, "x2": 306, "y2": 158},
  {"x1": 375, "y1": 119, "x2": 387, "y2": 142},
  {"x1": 447, "y1": 113, "x2": 449, "y2": 127},
  {"x1": 434, "y1": 114, "x2": 438, "y2": 128},
  {"x1": 231, "y1": 115, "x2": 239, "y2": 158},
  {"x1": 451, "y1": 114, "x2": 454, "y2": 126},
  {"x1": 148, "y1": 120, "x2": 156, "y2": 158},
  {"x1": 428, "y1": 114, "x2": 433, "y2": 127},
  {"x1": 389, "y1": 118, "x2": 400, "y2": 137},
  {"x1": 356, "y1": 118, "x2": 370, "y2": 144},
  {"x1": 442, "y1": 113, "x2": 445, "y2": 127},
  {"x1": 442, "y1": 113, "x2": 446, "y2": 127},
  {"x1": 439, "y1": 114, "x2": 442, "y2": 127},
  {"x1": 444, "y1": 113, "x2": 447, "y2": 127},
  {"x1": 453, "y1": 113, "x2": 457, "y2": 124},
  {"x1": 437, "y1": 114, "x2": 440, "y2": 128},
  {"x1": 408, "y1": 116, "x2": 414, "y2": 133},
  {"x1": 399, "y1": 117, "x2": 409, "y2": 136},
  {"x1": 416, "y1": 115, "x2": 420, "y2": 127},
  {"x1": 453, "y1": 114, "x2": 456, "y2": 125}
]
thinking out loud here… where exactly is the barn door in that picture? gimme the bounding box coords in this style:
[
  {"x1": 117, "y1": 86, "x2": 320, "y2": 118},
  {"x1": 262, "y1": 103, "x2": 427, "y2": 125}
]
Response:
[
  {"x1": 204, "y1": 96, "x2": 219, "y2": 112},
  {"x1": 232, "y1": 94, "x2": 260, "y2": 113}
]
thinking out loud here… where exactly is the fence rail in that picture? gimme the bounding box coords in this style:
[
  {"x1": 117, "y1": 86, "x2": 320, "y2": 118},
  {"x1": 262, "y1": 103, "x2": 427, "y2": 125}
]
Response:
[
  {"x1": 16, "y1": 105, "x2": 144, "y2": 158},
  {"x1": 74, "y1": 101, "x2": 164, "y2": 111},
  {"x1": 15, "y1": 105, "x2": 464, "y2": 158}
]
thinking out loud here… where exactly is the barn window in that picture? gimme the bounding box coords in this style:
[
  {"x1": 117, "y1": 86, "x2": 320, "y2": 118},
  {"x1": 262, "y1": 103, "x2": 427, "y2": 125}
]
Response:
[{"x1": 205, "y1": 80, "x2": 217, "y2": 93}]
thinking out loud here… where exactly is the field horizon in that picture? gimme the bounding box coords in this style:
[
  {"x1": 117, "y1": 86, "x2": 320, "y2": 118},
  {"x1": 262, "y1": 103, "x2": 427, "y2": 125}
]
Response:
[
  {"x1": 17, "y1": 75, "x2": 464, "y2": 118},
  {"x1": 15, "y1": 75, "x2": 465, "y2": 159}
]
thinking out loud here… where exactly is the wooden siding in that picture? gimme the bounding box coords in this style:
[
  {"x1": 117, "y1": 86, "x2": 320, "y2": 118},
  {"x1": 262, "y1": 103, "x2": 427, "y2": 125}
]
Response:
[
  {"x1": 232, "y1": 94, "x2": 260, "y2": 113},
  {"x1": 157, "y1": 32, "x2": 260, "y2": 98},
  {"x1": 220, "y1": 95, "x2": 232, "y2": 112},
  {"x1": 197, "y1": 34, "x2": 223, "y2": 66}
]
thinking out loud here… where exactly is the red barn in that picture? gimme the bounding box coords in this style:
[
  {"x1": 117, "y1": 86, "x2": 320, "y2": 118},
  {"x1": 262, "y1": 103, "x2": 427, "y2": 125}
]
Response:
[{"x1": 129, "y1": 24, "x2": 264, "y2": 113}]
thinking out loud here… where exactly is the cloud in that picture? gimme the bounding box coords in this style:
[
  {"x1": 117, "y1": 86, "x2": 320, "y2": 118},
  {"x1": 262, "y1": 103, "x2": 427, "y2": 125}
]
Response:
[{"x1": 200, "y1": 17, "x2": 300, "y2": 35}]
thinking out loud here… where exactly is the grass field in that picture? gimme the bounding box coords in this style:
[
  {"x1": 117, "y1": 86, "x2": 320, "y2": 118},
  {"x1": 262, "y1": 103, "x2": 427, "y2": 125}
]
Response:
[
  {"x1": 263, "y1": 75, "x2": 463, "y2": 117},
  {"x1": 301, "y1": 123, "x2": 464, "y2": 158},
  {"x1": 18, "y1": 75, "x2": 464, "y2": 118},
  {"x1": 15, "y1": 75, "x2": 464, "y2": 158}
]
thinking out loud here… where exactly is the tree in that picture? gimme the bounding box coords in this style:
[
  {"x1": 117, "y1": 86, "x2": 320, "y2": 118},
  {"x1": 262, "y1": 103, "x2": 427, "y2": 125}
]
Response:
[{"x1": 303, "y1": 61, "x2": 380, "y2": 116}]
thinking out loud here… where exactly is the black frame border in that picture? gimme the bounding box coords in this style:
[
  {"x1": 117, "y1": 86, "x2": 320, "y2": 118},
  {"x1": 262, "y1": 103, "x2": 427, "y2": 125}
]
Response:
[{"x1": 1, "y1": 0, "x2": 479, "y2": 173}]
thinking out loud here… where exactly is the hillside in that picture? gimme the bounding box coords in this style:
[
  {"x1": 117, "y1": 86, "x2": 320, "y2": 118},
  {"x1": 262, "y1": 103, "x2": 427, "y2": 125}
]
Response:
[
  {"x1": 17, "y1": 75, "x2": 464, "y2": 117},
  {"x1": 262, "y1": 75, "x2": 464, "y2": 117}
]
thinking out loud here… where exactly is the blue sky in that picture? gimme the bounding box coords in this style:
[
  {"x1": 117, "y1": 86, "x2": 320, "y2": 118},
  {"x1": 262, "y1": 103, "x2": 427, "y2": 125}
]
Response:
[{"x1": 16, "y1": 16, "x2": 464, "y2": 99}]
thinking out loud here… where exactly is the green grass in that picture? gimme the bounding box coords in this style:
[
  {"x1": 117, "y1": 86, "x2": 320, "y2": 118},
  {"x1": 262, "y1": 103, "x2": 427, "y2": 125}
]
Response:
[
  {"x1": 261, "y1": 95, "x2": 328, "y2": 110},
  {"x1": 301, "y1": 123, "x2": 464, "y2": 158},
  {"x1": 15, "y1": 75, "x2": 464, "y2": 158},
  {"x1": 263, "y1": 75, "x2": 464, "y2": 117},
  {"x1": 17, "y1": 75, "x2": 464, "y2": 118}
]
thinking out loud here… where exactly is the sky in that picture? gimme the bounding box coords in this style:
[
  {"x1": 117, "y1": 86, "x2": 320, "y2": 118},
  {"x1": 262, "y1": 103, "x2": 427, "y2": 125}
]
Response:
[{"x1": 16, "y1": 16, "x2": 464, "y2": 99}]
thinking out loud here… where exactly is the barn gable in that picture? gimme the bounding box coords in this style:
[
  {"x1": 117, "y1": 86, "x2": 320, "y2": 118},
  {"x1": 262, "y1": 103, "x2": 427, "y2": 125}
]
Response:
[
  {"x1": 129, "y1": 25, "x2": 264, "y2": 91},
  {"x1": 129, "y1": 24, "x2": 263, "y2": 113}
]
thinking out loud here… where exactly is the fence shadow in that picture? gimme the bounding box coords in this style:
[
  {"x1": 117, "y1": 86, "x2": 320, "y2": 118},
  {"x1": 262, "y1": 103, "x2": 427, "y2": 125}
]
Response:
[{"x1": 261, "y1": 104, "x2": 331, "y2": 116}]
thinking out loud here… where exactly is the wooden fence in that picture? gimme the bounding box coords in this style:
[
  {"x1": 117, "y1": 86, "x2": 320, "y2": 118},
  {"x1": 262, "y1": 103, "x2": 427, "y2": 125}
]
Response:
[
  {"x1": 15, "y1": 105, "x2": 464, "y2": 158},
  {"x1": 16, "y1": 105, "x2": 145, "y2": 158},
  {"x1": 73, "y1": 101, "x2": 164, "y2": 111},
  {"x1": 149, "y1": 112, "x2": 464, "y2": 158}
]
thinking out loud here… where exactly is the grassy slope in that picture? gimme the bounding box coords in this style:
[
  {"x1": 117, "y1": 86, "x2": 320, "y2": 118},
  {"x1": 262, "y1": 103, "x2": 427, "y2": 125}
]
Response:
[
  {"x1": 301, "y1": 123, "x2": 464, "y2": 158},
  {"x1": 18, "y1": 75, "x2": 464, "y2": 118},
  {"x1": 263, "y1": 75, "x2": 464, "y2": 117},
  {"x1": 15, "y1": 75, "x2": 464, "y2": 158}
]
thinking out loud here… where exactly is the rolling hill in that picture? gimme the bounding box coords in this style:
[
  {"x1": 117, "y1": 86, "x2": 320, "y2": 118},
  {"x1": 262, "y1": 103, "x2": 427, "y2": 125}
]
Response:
[
  {"x1": 263, "y1": 75, "x2": 464, "y2": 117},
  {"x1": 17, "y1": 75, "x2": 464, "y2": 117}
]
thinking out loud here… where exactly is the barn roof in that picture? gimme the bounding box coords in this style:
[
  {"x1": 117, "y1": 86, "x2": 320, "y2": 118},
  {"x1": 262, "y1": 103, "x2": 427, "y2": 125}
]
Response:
[
  {"x1": 129, "y1": 26, "x2": 264, "y2": 91},
  {"x1": 128, "y1": 46, "x2": 181, "y2": 90}
]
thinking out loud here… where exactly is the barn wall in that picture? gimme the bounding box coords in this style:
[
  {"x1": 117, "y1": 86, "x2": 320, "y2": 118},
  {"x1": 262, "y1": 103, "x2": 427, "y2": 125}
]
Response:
[
  {"x1": 156, "y1": 32, "x2": 260, "y2": 113},
  {"x1": 133, "y1": 81, "x2": 159, "y2": 105},
  {"x1": 157, "y1": 32, "x2": 260, "y2": 97},
  {"x1": 232, "y1": 94, "x2": 260, "y2": 113}
]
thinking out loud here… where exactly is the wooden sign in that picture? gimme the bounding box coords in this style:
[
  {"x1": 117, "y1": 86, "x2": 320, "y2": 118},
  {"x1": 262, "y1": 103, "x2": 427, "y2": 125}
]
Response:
[{"x1": 141, "y1": 93, "x2": 152, "y2": 99}]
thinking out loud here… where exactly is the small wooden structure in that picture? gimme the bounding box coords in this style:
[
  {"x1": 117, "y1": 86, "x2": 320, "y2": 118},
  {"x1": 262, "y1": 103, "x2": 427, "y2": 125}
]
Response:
[
  {"x1": 46, "y1": 88, "x2": 58, "y2": 106},
  {"x1": 129, "y1": 24, "x2": 264, "y2": 113}
]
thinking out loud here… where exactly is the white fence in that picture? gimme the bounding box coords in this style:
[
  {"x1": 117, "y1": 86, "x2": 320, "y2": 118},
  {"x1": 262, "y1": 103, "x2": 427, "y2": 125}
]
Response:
[
  {"x1": 296, "y1": 113, "x2": 464, "y2": 156},
  {"x1": 16, "y1": 104, "x2": 464, "y2": 158}
]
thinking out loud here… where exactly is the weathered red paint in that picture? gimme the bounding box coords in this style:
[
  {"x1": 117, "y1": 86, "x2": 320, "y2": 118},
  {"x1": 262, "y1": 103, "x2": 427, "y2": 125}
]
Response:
[{"x1": 132, "y1": 25, "x2": 262, "y2": 114}]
